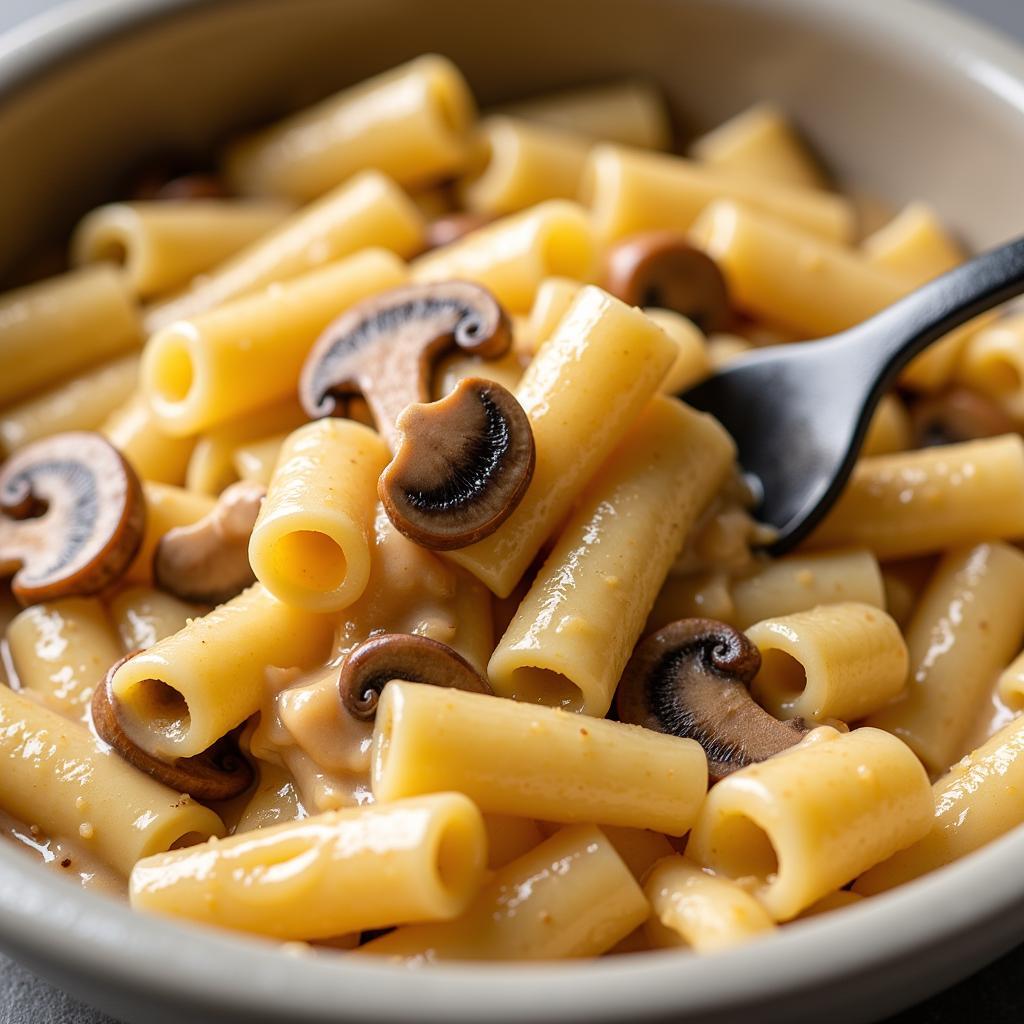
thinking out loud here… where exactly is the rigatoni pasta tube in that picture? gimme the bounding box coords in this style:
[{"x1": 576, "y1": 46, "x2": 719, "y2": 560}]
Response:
[
  {"x1": 0, "y1": 684, "x2": 223, "y2": 876},
  {"x1": 131, "y1": 794, "x2": 485, "y2": 939},
  {"x1": 601, "y1": 827, "x2": 674, "y2": 882},
  {"x1": 224, "y1": 55, "x2": 475, "y2": 201},
  {"x1": 232, "y1": 434, "x2": 287, "y2": 487},
  {"x1": 862, "y1": 202, "x2": 974, "y2": 393},
  {"x1": 731, "y1": 549, "x2": 885, "y2": 628},
  {"x1": 688, "y1": 727, "x2": 932, "y2": 920},
  {"x1": 746, "y1": 603, "x2": 908, "y2": 722},
  {"x1": 0, "y1": 353, "x2": 138, "y2": 455},
  {"x1": 72, "y1": 200, "x2": 290, "y2": 299},
  {"x1": 808, "y1": 436, "x2": 1024, "y2": 559},
  {"x1": 185, "y1": 399, "x2": 307, "y2": 496},
  {"x1": 372, "y1": 682, "x2": 708, "y2": 835},
  {"x1": 862, "y1": 202, "x2": 963, "y2": 283},
  {"x1": 583, "y1": 146, "x2": 853, "y2": 245},
  {"x1": 411, "y1": 200, "x2": 596, "y2": 314},
  {"x1": 460, "y1": 117, "x2": 589, "y2": 216},
  {"x1": 0, "y1": 266, "x2": 140, "y2": 405},
  {"x1": 249, "y1": 419, "x2": 390, "y2": 611},
  {"x1": 7, "y1": 598, "x2": 121, "y2": 721},
  {"x1": 648, "y1": 548, "x2": 884, "y2": 633},
  {"x1": 483, "y1": 815, "x2": 544, "y2": 870},
  {"x1": 867, "y1": 543, "x2": 1024, "y2": 773},
  {"x1": 145, "y1": 171, "x2": 423, "y2": 332},
  {"x1": 109, "y1": 587, "x2": 202, "y2": 652},
  {"x1": 142, "y1": 248, "x2": 406, "y2": 436},
  {"x1": 689, "y1": 102, "x2": 825, "y2": 191},
  {"x1": 955, "y1": 314, "x2": 1024, "y2": 420},
  {"x1": 361, "y1": 825, "x2": 648, "y2": 962},
  {"x1": 447, "y1": 286, "x2": 677, "y2": 596},
  {"x1": 494, "y1": 80, "x2": 670, "y2": 149},
  {"x1": 110, "y1": 584, "x2": 334, "y2": 758},
  {"x1": 489, "y1": 396, "x2": 733, "y2": 714},
  {"x1": 100, "y1": 393, "x2": 195, "y2": 486},
  {"x1": 523, "y1": 276, "x2": 582, "y2": 353},
  {"x1": 690, "y1": 200, "x2": 902, "y2": 337},
  {"x1": 997, "y1": 650, "x2": 1024, "y2": 710},
  {"x1": 644, "y1": 856, "x2": 775, "y2": 953},
  {"x1": 861, "y1": 395, "x2": 912, "y2": 457},
  {"x1": 856, "y1": 717, "x2": 1024, "y2": 895},
  {"x1": 643, "y1": 308, "x2": 711, "y2": 393}
]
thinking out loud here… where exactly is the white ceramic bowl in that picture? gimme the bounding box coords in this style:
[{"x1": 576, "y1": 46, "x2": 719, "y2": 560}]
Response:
[{"x1": 2, "y1": 1, "x2": 1024, "y2": 1021}]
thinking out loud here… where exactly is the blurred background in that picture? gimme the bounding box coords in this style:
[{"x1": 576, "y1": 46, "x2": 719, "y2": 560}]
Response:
[{"x1": 0, "y1": 0, "x2": 1023, "y2": 1022}]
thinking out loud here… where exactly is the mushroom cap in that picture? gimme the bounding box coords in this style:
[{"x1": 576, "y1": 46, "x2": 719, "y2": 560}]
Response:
[
  {"x1": 379, "y1": 377, "x2": 535, "y2": 550},
  {"x1": 154, "y1": 480, "x2": 264, "y2": 605},
  {"x1": 0, "y1": 431, "x2": 145, "y2": 605},
  {"x1": 92, "y1": 652, "x2": 253, "y2": 801},
  {"x1": 616, "y1": 618, "x2": 807, "y2": 781},
  {"x1": 911, "y1": 387, "x2": 1015, "y2": 447},
  {"x1": 603, "y1": 230, "x2": 732, "y2": 333},
  {"x1": 339, "y1": 633, "x2": 492, "y2": 720},
  {"x1": 298, "y1": 280, "x2": 512, "y2": 446}
]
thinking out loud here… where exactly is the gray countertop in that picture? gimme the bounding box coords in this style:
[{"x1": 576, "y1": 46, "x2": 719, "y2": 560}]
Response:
[{"x1": 2, "y1": 0, "x2": 1024, "y2": 1021}]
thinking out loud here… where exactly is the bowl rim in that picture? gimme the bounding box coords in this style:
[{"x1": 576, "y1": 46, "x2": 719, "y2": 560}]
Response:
[{"x1": 4, "y1": 0, "x2": 1024, "y2": 1020}]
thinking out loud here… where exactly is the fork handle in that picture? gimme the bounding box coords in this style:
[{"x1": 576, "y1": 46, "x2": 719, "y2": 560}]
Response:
[{"x1": 841, "y1": 233, "x2": 1024, "y2": 384}]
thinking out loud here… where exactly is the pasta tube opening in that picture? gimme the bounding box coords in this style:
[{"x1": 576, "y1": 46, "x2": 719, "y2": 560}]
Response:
[
  {"x1": 703, "y1": 812, "x2": 780, "y2": 885},
  {"x1": 118, "y1": 678, "x2": 192, "y2": 750},
  {"x1": 146, "y1": 329, "x2": 198, "y2": 412},
  {"x1": 753, "y1": 649, "x2": 807, "y2": 706},
  {"x1": 262, "y1": 527, "x2": 350, "y2": 596},
  {"x1": 498, "y1": 666, "x2": 584, "y2": 711}
]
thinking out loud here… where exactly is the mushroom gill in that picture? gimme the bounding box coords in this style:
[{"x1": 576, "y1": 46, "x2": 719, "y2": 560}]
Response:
[
  {"x1": 616, "y1": 618, "x2": 807, "y2": 781},
  {"x1": 0, "y1": 431, "x2": 145, "y2": 605},
  {"x1": 339, "y1": 633, "x2": 492, "y2": 721},
  {"x1": 379, "y1": 377, "x2": 535, "y2": 549}
]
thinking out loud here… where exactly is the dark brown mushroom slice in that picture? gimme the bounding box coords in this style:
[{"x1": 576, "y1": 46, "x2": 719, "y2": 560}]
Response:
[
  {"x1": 616, "y1": 618, "x2": 808, "y2": 781},
  {"x1": 339, "y1": 633, "x2": 492, "y2": 721},
  {"x1": 299, "y1": 281, "x2": 512, "y2": 449},
  {"x1": 379, "y1": 378, "x2": 535, "y2": 550},
  {"x1": 424, "y1": 212, "x2": 493, "y2": 251},
  {"x1": 154, "y1": 480, "x2": 264, "y2": 604},
  {"x1": 92, "y1": 653, "x2": 253, "y2": 801},
  {"x1": 0, "y1": 432, "x2": 145, "y2": 606},
  {"x1": 603, "y1": 230, "x2": 732, "y2": 333},
  {"x1": 910, "y1": 387, "x2": 1016, "y2": 447}
]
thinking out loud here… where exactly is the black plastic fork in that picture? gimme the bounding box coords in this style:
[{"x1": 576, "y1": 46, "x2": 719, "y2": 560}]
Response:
[{"x1": 682, "y1": 234, "x2": 1024, "y2": 553}]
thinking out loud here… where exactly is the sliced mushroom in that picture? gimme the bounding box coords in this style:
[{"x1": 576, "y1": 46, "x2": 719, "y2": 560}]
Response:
[
  {"x1": 154, "y1": 480, "x2": 264, "y2": 604},
  {"x1": 339, "y1": 633, "x2": 492, "y2": 720},
  {"x1": 604, "y1": 230, "x2": 732, "y2": 333},
  {"x1": 379, "y1": 377, "x2": 535, "y2": 549},
  {"x1": 424, "y1": 212, "x2": 493, "y2": 251},
  {"x1": 910, "y1": 387, "x2": 1016, "y2": 447},
  {"x1": 299, "y1": 281, "x2": 512, "y2": 448},
  {"x1": 0, "y1": 432, "x2": 145, "y2": 605},
  {"x1": 92, "y1": 653, "x2": 253, "y2": 801},
  {"x1": 616, "y1": 618, "x2": 807, "y2": 781}
]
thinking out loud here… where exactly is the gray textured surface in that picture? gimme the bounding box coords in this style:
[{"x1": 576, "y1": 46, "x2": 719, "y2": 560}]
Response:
[{"x1": 0, "y1": 0, "x2": 1023, "y2": 1021}]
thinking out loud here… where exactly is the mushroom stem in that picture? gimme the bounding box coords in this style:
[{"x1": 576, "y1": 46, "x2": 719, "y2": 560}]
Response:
[
  {"x1": 154, "y1": 480, "x2": 265, "y2": 604},
  {"x1": 339, "y1": 634, "x2": 492, "y2": 720},
  {"x1": 616, "y1": 618, "x2": 807, "y2": 780}
]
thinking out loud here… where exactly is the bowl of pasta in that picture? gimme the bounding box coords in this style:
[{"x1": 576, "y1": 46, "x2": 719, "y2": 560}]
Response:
[{"x1": 2, "y1": 0, "x2": 1024, "y2": 1021}]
